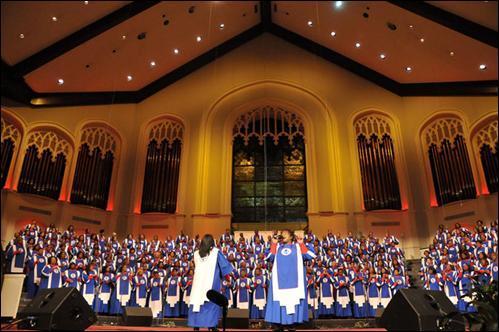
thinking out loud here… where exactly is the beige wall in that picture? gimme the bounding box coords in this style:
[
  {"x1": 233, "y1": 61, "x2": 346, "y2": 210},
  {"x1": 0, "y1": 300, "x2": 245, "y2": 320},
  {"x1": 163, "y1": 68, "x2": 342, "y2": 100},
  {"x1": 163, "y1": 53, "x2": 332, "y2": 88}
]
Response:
[{"x1": 1, "y1": 34, "x2": 497, "y2": 258}]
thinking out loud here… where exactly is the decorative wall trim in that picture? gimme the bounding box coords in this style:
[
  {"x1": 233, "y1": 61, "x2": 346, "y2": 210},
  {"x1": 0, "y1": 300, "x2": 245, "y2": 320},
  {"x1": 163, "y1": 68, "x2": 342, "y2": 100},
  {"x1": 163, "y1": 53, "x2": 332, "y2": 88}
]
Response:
[
  {"x1": 72, "y1": 216, "x2": 101, "y2": 225},
  {"x1": 142, "y1": 225, "x2": 169, "y2": 229},
  {"x1": 444, "y1": 211, "x2": 475, "y2": 221},
  {"x1": 371, "y1": 221, "x2": 401, "y2": 226},
  {"x1": 18, "y1": 205, "x2": 51, "y2": 215}
]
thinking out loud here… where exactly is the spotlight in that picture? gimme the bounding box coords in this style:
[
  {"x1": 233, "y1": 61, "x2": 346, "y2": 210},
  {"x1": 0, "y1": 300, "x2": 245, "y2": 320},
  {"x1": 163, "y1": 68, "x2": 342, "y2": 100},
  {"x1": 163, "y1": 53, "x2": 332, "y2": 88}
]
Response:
[
  {"x1": 127, "y1": 75, "x2": 133, "y2": 82},
  {"x1": 19, "y1": 33, "x2": 25, "y2": 39},
  {"x1": 219, "y1": 23, "x2": 225, "y2": 30},
  {"x1": 355, "y1": 42, "x2": 361, "y2": 48},
  {"x1": 57, "y1": 78, "x2": 64, "y2": 85},
  {"x1": 84, "y1": 1, "x2": 89, "y2": 4},
  {"x1": 150, "y1": 61, "x2": 156, "y2": 68},
  {"x1": 52, "y1": 16, "x2": 58, "y2": 22},
  {"x1": 406, "y1": 66, "x2": 412, "y2": 72},
  {"x1": 335, "y1": 1, "x2": 343, "y2": 8},
  {"x1": 122, "y1": 35, "x2": 126, "y2": 40},
  {"x1": 420, "y1": 38, "x2": 425, "y2": 43},
  {"x1": 307, "y1": 20, "x2": 313, "y2": 27},
  {"x1": 379, "y1": 53, "x2": 386, "y2": 60},
  {"x1": 449, "y1": 51, "x2": 455, "y2": 56},
  {"x1": 330, "y1": 31, "x2": 336, "y2": 37},
  {"x1": 174, "y1": 48, "x2": 179, "y2": 54},
  {"x1": 479, "y1": 64, "x2": 487, "y2": 70},
  {"x1": 196, "y1": 36, "x2": 202, "y2": 42}
]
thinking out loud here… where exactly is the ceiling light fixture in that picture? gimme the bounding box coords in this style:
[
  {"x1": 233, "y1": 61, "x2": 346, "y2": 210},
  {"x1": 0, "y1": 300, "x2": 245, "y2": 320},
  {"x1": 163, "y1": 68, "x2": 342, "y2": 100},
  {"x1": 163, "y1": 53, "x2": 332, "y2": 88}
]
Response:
[
  {"x1": 127, "y1": 75, "x2": 133, "y2": 82},
  {"x1": 330, "y1": 31, "x2": 336, "y2": 37},
  {"x1": 196, "y1": 36, "x2": 202, "y2": 42},
  {"x1": 379, "y1": 53, "x2": 386, "y2": 60},
  {"x1": 219, "y1": 23, "x2": 225, "y2": 30},
  {"x1": 150, "y1": 61, "x2": 156, "y2": 68},
  {"x1": 449, "y1": 51, "x2": 455, "y2": 56},
  {"x1": 409, "y1": 25, "x2": 414, "y2": 29},
  {"x1": 479, "y1": 64, "x2": 487, "y2": 70},
  {"x1": 307, "y1": 20, "x2": 313, "y2": 27},
  {"x1": 57, "y1": 78, "x2": 64, "y2": 85},
  {"x1": 355, "y1": 42, "x2": 361, "y2": 48},
  {"x1": 420, "y1": 38, "x2": 425, "y2": 43},
  {"x1": 19, "y1": 33, "x2": 25, "y2": 39},
  {"x1": 174, "y1": 48, "x2": 179, "y2": 54},
  {"x1": 335, "y1": 1, "x2": 343, "y2": 8},
  {"x1": 406, "y1": 66, "x2": 412, "y2": 72},
  {"x1": 84, "y1": 1, "x2": 89, "y2": 4},
  {"x1": 122, "y1": 35, "x2": 126, "y2": 40},
  {"x1": 52, "y1": 16, "x2": 58, "y2": 22}
]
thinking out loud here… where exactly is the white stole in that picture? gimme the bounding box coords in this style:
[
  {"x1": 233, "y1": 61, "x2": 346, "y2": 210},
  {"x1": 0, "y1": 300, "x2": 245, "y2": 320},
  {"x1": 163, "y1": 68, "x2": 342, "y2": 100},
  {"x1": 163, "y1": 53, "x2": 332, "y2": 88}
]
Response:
[{"x1": 189, "y1": 248, "x2": 219, "y2": 312}]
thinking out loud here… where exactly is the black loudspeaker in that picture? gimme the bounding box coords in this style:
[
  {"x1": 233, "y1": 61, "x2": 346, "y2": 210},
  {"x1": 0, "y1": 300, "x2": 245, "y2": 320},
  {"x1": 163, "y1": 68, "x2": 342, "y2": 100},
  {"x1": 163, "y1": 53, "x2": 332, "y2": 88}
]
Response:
[
  {"x1": 17, "y1": 287, "x2": 97, "y2": 331},
  {"x1": 122, "y1": 307, "x2": 153, "y2": 326},
  {"x1": 379, "y1": 289, "x2": 465, "y2": 331},
  {"x1": 226, "y1": 308, "x2": 249, "y2": 329}
]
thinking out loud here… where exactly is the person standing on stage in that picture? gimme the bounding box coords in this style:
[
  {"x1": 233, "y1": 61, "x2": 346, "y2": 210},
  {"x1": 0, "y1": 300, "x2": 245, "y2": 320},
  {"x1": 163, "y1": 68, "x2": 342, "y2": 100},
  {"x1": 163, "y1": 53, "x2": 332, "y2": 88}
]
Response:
[
  {"x1": 264, "y1": 229, "x2": 316, "y2": 332},
  {"x1": 188, "y1": 234, "x2": 234, "y2": 331}
]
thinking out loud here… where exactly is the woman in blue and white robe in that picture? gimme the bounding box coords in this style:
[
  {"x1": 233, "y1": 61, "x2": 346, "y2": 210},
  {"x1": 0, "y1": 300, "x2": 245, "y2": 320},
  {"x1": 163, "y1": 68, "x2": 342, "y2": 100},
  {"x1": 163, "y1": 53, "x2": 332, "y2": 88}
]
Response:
[
  {"x1": 109, "y1": 266, "x2": 133, "y2": 315},
  {"x1": 188, "y1": 234, "x2": 234, "y2": 329},
  {"x1": 134, "y1": 269, "x2": 149, "y2": 308},
  {"x1": 221, "y1": 274, "x2": 234, "y2": 308},
  {"x1": 95, "y1": 267, "x2": 114, "y2": 314},
  {"x1": 250, "y1": 269, "x2": 267, "y2": 319},
  {"x1": 379, "y1": 271, "x2": 392, "y2": 309},
  {"x1": 442, "y1": 268, "x2": 459, "y2": 307},
  {"x1": 164, "y1": 271, "x2": 181, "y2": 317},
  {"x1": 63, "y1": 263, "x2": 81, "y2": 290},
  {"x1": 457, "y1": 266, "x2": 476, "y2": 313},
  {"x1": 235, "y1": 272, "x2": 252, "y2": 310},
  {"x1": 81, "y1": 263, "x2": 99, "y2": 309},
  {"x1": 366, "y1": 269, "x2": 381, "y2": 317},
  {"x1": 6, "y1": 237, "x2": 26, "y2": 273},
  {"x1": 39, "y1": 257, "x2": 63, "y2": 290},
  {"x1": 148, "y1": 271, "x2": 164, "y2": 318},
  {"x1": 350, "y1": 267, "x2": 367, "y2": 318},
  {"x1": 317, "y1": 270, "x2": 335, "y2": 317},
  {"x1": 264, "y1": 230, "x2": 316, "y2": 328},
  {"x1": 334, "y1": 268, "x2": 352, "y2": 317}
]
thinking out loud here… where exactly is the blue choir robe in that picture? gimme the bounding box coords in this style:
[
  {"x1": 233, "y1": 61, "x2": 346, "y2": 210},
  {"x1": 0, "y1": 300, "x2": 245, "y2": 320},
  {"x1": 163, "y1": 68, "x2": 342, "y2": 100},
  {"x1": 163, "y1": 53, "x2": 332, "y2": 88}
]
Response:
[
  {"x1": 491, "y1": 262, "x2": 498, "y2": 282},
  {"x1": 149, "y1": 277, "x2": 164, "y2": 318},
  {"x1": 95, "y1": 273, "x2": 114, "y2": 314},
  {"x1": 180, "y1": 276, "x2": 193, "y2": 316},
  {"x1": 134, "y1": 274, "x2": 148, "y2": 307},
  {"x1": 390, "y1": 275, "x2": 407, "y2": 295},
  {"x1": 318, "y1": 274, "x2": 335, "y2": 316},
  {"x1": 7, "y1": 242, "x2": 27, "y2": 273},
  {"x1": 457, "y1": 272, "x2": 476, "y2": 313},
  {"x1": 59, "y1": 258, "x2": 70, "y2": 273},
  {"x1": 110, "y1": 273, "x2": 133, "y2": 315},
  {"x1": 81, "y1": 270, "x2": 99, "y2": 308},
  {"x1": 34, "y1": 255, "x2": 47, "y2": 285},
  {"x1": 26, "y1": 255, "x2": 38, "y2": 298},
  {"x1": 425, "y1": 273, "x2": 443, "y2": 291},
  {"x1": 250, "y1": 275, "x2": 267, "y2": 319},
  {"x1": 334, "y1": 275, "x2": 352, "y2": 317},
  {"x1": 188, "y1": 249, "x2": 234, "y2": 328},
  {"x1": 40, "y1": 265, "x2": 63, "y2": 290},
  {"x1": 264, "y1": 243, "x2": 316, "y2": 325},
  {"x1": 128, "y1": 254, "x2": 137, "y2": 270},
  {"x1": 379, "y1": 276, "x2": 392, "y2": 309},
  {"x1": 476, "y1": 265, "x2": 492, "y2": 286},
  {"x1": 350, "y1": 271, "x2": 367, "y2": 318},
  {"x1": 221, "y1": 278, "x2": 234, "y2": 308},
  {"x1": 443, "y1": 271, "x2": 459, "y2": 306},
  {"x1": 64, "y1": 269, "x2": 81, "y2": 290},
  {"x1": 235, "y1": 277, "x2": 252, "y2": 309},
  {"x1": 164, "y1": 276, "x2": 181, "y2": 317}
]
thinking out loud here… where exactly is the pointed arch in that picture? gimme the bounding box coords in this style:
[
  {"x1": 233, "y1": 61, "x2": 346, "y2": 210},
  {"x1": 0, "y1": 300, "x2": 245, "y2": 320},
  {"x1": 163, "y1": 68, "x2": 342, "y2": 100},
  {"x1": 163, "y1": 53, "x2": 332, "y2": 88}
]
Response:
[
  {"x1": 1, "y1": 108, "x2": 27, "y2": 189},
  {"x1": 470, "y1": 113, "x2": 498, "y2": 194}
]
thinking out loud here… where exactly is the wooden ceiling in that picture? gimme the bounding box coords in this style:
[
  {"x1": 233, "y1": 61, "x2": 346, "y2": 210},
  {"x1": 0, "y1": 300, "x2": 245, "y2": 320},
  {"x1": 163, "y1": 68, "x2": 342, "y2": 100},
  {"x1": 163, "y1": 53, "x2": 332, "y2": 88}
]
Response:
[{"x1": 1, "y1": 1, "x2": 497, "y2": 107}]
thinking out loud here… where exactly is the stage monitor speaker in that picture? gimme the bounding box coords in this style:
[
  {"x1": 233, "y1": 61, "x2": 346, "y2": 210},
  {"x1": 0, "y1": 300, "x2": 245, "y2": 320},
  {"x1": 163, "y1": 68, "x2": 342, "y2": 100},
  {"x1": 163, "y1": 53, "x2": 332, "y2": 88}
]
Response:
[
  {"x1": 17, "y1": 287, "x2": 96, "y2": 331},
  {"x1": 122, "y1": 307, "x2": 152, "y2": 326},
  {"x1": 379, "y1": 289, "x2": 465, "y2": 331},
  {"x1": 226, "y1": 308, "x2": 249, "y2": 329}
]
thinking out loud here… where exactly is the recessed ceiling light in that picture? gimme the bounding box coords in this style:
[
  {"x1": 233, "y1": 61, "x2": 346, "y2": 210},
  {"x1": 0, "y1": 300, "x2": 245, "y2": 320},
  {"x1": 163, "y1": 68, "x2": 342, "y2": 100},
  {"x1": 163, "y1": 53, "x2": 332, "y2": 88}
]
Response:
[
  {"x1": 52, "y1": 16, "x2": 58, "y2": 22},
  {"x1": 479, "y1": 64, "x2": 487, "y2": 70},
  {"x1": 57, "y1": 78, "x2": 64, "y2": 85},
  {"x1": 449, "y1": 51, "x2": 455, "y2": 56},
  {"x1": 196, "y1": 36, "x2": 202, "y2": 42},
  {"x1": 173, "y1": 48, "x2": 180, "y2": 54},
  {"x1": 406, "y1": 66, "x2": 412, "y2": 72},
  {"x1": 379, "y1": 53, "x2": 386, "y2": 60},
  {"x1": 150, "y1": 61, "x2": 156, "y2": 68},
  {"x1": 127, "y1": 75, "x2": 133, "y2": 82},
  {"x1": 355, "y1": 42, "x2": 361, "y2": 48},
  {"x1": 335, "y1": 1, "x2": 343, "y2": 8},
  {"x1": 219, "y1": 23, "x2": 225, "y2": 30},
  {"x1": 122, "y1": 35, "x2": 126, "y2": 40},
  {"x1": 330, "y1": 31, "x2": 336, "y2": 37},
  {"x1": 307, "y1": 20, "x2": 313, "y2": 27},
  {"x1": 420, "y1": 38, "x2": 425, "y2": 43},
  {"x1": 84, "y1": 1, "x2": 89, "y2": 4},
  {"x1": 19, "y1": 33, "x2": 25, "y2": 39}
]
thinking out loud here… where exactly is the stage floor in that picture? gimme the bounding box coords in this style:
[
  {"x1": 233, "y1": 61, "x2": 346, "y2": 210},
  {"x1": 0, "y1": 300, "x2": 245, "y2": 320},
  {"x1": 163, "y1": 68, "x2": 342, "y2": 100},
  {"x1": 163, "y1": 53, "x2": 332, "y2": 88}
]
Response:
[{"x1": 2, "y1": 326, "x2": 386, "y2": 331}]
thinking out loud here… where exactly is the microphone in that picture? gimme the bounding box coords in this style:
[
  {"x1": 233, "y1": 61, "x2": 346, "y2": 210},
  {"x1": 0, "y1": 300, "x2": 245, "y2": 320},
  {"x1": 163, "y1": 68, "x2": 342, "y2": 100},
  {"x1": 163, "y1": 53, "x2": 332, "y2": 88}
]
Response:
[{"x1": 207, "y1": 289, "x2": 228, "y2": 307}]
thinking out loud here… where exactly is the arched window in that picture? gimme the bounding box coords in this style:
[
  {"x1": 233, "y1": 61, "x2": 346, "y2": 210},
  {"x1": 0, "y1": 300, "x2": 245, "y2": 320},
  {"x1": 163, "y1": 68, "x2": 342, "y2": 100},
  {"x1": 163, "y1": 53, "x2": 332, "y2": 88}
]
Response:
[
  {"x1": 141, "y1": 119, "x2": 184, "y2": 213},
  {"x1": 70, "y1": 126, "x2": 119, "y2": 209},
  {"x1": 422, "y1": 116, "x2": 476, "y2": 206},
  {"x1": 231, "y1": 106, "x2": 308, "y2": 223},
  {"x1": 17, "y1": 130, "x2": 72, "y2": 200},
  {"x1": 1, "y1": 115, "x2": 22, "y2": 189},
  {"x1": 472, "y1": 119, "x2": 498, "y2": 194},
  {"x1": 354, "y1": 113, "x2": 402, "y2": 210}
]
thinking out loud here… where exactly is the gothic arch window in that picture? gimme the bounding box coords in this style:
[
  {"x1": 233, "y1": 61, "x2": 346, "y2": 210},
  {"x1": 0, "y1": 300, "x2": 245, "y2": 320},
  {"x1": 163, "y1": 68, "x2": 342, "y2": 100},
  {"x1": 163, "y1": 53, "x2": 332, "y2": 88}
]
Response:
[
  {"x1": 70, "y1": 126, "x2": 120, "y2": 209},
  {"x1": 141, "y1": 119, "x2": 184, "y2": 213},
  {"x1": 354, "y1": 113, "x2": 402, "y2": 210},
  {"x1": 472, "y1": 118, "x2": 498, "y2": 194},
  {"x1": 17, "y1": 129, "x2": 72, "y2": 200},
  {"x1": 422, "y1": 116, "x2": 476, "y2": 206},
  {"x1": 1, "y1": 114, "x2": 23, "y2": 189},
  {"x1": 231, "y1": 106, "x2": 308, "y2": 223}
]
